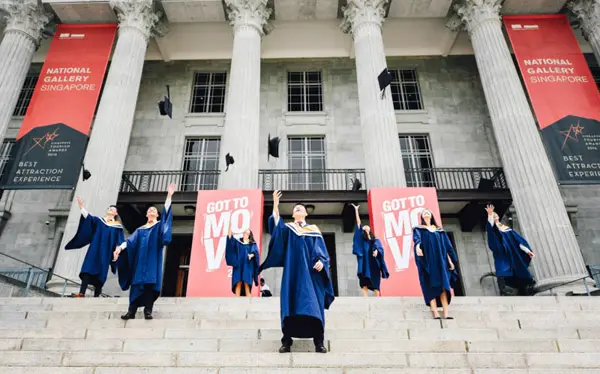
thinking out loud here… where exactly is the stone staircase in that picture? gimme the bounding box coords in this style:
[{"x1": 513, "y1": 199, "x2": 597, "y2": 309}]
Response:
[{"x1": 1, "y1": 296, "x2": 600, "y2": 373}]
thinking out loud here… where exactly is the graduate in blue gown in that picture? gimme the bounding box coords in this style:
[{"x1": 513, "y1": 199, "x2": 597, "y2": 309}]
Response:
[
  {"x1": 350, "y1": 203, "x2": 389, "y2": 297},
  {"x1": 485, "y1": 204, "x2": 535, "y2": 295},
  {"x1": 114, "y1": 184, "x2": 175, "y2": 320},
  {"x1": 64, "y1": 196, "x2": 124, "y2": 297},
  {"x1": 226, "y1": 222, "x2": 260, "y2": 297},
  {"x1": 259, "y1": 190, "x2": 335, "y2": 354},
  {"x1": 413, "y1": 209, "x2": 458, "y2": 319}
]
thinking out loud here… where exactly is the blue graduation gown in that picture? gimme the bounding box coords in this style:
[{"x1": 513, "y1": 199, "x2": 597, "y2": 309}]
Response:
[
  {"x1": 65, "y1": 214, "x2": 124, "y2": 287},
  {"x1": 486, "y1": 222, "x2": 533, "y2": 281},
  {"x1": 413, "y1": 226, "x2": 458, "y2": 306},
  {"x1": 352, "y1": 224, "x2": 389, "y2": 291},
  {"x1": 117, "y1": 205, "x2": 172, "y2": 304},
  {"x1": 225, "y1": 236, "x2": 260, "y2": 295},
  {"x1": 259, "y1": 216, "x2": 335, "y2": 338}
]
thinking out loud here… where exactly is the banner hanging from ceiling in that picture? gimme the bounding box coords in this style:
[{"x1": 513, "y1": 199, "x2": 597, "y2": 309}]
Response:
[
  {"x1": 2, "y1": 24, "x2": 116, "y2": 189},
  {"x1": 504, "y1": 15, "x2": 600, "y2": 184}
]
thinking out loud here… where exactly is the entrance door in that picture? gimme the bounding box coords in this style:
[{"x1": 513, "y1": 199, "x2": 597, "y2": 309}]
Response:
[
  {"x1": 447, "y1": 232, "x2": 465, "y2": 296},
  {"x1": 322, "y1": 233, "x2": 339, "y2": 296},
  {"x1": 162, "y1": 235, "x2": 192, "y2": 297}
]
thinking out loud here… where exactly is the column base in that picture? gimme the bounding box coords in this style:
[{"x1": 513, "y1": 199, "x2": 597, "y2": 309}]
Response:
[
  {"x1": 45, "y1": 278, "x2": 82, "y2": 297},
  {"x1": 533, "y1": 275, "x2": 590, "y2": 295}
]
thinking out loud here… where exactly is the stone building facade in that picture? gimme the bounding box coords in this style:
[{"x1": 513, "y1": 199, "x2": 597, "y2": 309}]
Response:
[{"x1": 0, "y1": 0, "x2": 598, "y2": 297}]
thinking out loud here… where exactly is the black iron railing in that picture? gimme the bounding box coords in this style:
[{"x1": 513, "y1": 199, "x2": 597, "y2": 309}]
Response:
[
  {"x1": 404, "y1": 167, "x2": 507, "y2": 191},
  {"x1": 259, "y1": 169, "x2": 366, "y2": 191},
  {"x1": 121, "y1": 170, "x2": 221, "y2": 192}
]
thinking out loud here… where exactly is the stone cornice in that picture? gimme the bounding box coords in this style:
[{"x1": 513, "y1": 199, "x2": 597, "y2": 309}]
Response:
[
  {"x1": 109, "y1": 0, "x2": 161, "y2": 40},
  {"x1": 568, "y1": 0, "x2": 600, "y2": 39},
  {"x1": 453, "y1": 0, "x2": 503, "y2": 35},
  {"x1": 0, "y1": 0, "x2": 51, "y2": 46},
  {"x1": 340, "y1": 0, "x2": 389, "y2": 35},
  {"x1": 224, "y1": 0, "x2": 272, "y2": 35}
]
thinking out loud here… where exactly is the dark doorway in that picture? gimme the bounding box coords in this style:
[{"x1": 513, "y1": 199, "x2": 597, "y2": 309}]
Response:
[
  {"x1": 447, "y1": 232, "x2": 466, "y2": 297},
  {"x1": 322, "y1": 233, "x2": 339, "y2": 296},
  {"x1": 162, "y1": 234, "x2": 192, "y2": 297}
]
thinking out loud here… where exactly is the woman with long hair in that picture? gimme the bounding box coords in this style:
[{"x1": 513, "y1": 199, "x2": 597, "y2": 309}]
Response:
[
  {"x1": 413, "y1": 209, "x2": 458, "y2": 319},
  {"x1": 226, "y1": 221, "x2": 260, "y2": 297},
  {"x1": 351, "y1": 204, "x2": 389, "y2": 296}
]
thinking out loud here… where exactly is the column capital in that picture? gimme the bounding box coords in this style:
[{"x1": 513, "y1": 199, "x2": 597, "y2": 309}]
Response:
[
  {"x1": 224, "y1": 0, "x2": 272, "y2": 35},
  {"x1": 110, "y1": 0, "x2": 161, "y2": 40},
  {"x1": 0, "y1": 0, "x2": 51, "y2": 46},
  {"x1": 340, "y1": 0, "x2": 389, "y2": 35},
  {"x1": 453, "y1": 0, "x2": 503, "y2": 35},
  {"x1": 568, "y1": 0, "x2": 600, "y2": 39}
]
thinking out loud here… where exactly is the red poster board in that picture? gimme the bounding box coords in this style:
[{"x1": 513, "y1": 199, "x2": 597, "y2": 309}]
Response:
[
  {"x1": 186, "y1": 189, "x2": 264, "y2": 297},
  {"x1": 368, "y1": 187, "x2": 442, "y2": 296}
]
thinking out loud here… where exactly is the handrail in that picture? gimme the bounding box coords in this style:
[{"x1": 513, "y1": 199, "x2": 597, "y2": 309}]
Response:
[
  {"x1": 534, "y1": 269, "x2": 600, "y2": 296},
  {"x1": 0, "y1": 250, "x2": 112, "y2": 298}
]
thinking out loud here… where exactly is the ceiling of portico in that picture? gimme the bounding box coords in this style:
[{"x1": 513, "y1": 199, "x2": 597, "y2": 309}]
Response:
[
  {"x1": 275, "y1": 0, "x2": 338, "y2": 21},
  {"x1": 161, "y1": 0, "x2": 226, "y2": 23},
  {"x1": 388, "y1": 0, "x2": 453, "y2": 18},
  {"x1": 43, "y1": 0, "x2": 117, "y2": 23},
  {"x1": 502, "y1": 0, "x2": 568, "y2": 14}
]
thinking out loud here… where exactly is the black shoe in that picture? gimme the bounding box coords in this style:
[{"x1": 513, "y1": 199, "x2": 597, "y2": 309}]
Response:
[
  {"x1": 144, "y1": 313, "x2": 153, "y2": 320},
  {"x1": 121, "y1": 312, "x2": 136, "y2": 320},
  {"x1": 315, "y1": 345, "x2": 328, "y2": 353},
  {"x1": 278, "y1": 345, "x2": 291, "y2": 353}
]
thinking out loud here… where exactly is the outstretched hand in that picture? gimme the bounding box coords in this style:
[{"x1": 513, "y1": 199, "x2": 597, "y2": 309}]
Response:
[
  {"x1": 76, "y1": 196, "x2": 84, "y2": 209},
  {"x1": 167, "y1": 183, "x2": 176, "y2": 198},
  {"x1": 273, "y1": 190, "x2": 282, "y2": 206},
  {"x1": 485, "y1": 204, "x2": 495, "y2": 216}
]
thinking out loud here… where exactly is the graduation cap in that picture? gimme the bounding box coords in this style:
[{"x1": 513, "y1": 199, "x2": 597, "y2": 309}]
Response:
[
  {"x1": 158, "y1": 85, "x2": 173, "y2": 119},
  {"x1": 378, "y1": 68, "x2": 393, "y2": 99},
  {"x1": 351, "y1": 178, "x2": 362, "y2": 191},
  {"x1": 268, "y1": 133, "x2": 281, "y2": 161},
  {"x1": 81, "y1": 163, "x2": 91, "y2": 181},
  {"x1": 225, "y1": 153, "x2": 234, "y2": 172}
]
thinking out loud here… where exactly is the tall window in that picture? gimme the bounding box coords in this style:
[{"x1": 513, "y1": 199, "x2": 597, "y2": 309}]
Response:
[
  {"x1": 287, "y1": 72, "x2": 323, "y2": 112},
  {"x1": 181, "y1": 138, "x2": 220, "y2": 191},
  {"x1": 0, "y1": 139, "x2": 16, "y2": 179},
  {"x1": 189, "y1": 72, "x2": 227, "y2": 113},
  {"x1": 288, "y1": 136, "x2": 326, "y2": 190},
  {"x1": 390, "y1": 69, "x2": 424, "y2": 110},
  {"x1": 399, "y1": 135, "x2": 434, "y2": 187},
  {"x1": 13, "y1": 75, "x2": 38, "y2": 117}
]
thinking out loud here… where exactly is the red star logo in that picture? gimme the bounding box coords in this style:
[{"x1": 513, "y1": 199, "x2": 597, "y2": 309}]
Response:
[
  {"x1": 23, "y1": 128, "x2": 60, "y2": 156},
  {"x1": 560, "y1": 121, "x2": 584, "y2": 150}
]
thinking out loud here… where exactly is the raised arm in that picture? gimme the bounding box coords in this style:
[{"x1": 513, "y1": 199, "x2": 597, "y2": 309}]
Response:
[
  {"x1": 272, "y1": 190, "x2": 281, "y2": 224},
  {"x1": 485, "y1": 204, "x2": 495, "y2": 227},
  {"x1": 76, "y1": 196, "x2": 89, "y2": 218},
  {"x1": 351, "y1": 204, "x2": 361, "y2": 227}
]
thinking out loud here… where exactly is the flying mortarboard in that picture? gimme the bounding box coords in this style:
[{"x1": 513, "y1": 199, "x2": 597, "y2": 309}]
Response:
[
  {"x1": 225, "y1": 153, "x2": 235, "y2": 172},
  {"x1": 378, "y1": 68, "x2": 393, "y2": 100},
  {"x1": 351, "y1": 178, "x2": 362, "y2": 192},
  {"x1": 268, "y1": 134, "x2": 281, "y2": 161},
  {"x1": 158, "y1": 85, "x2": 173, "y2": 119},
  {"x1": 81, "y1": 163, "x2": 91, "y2": 181}
]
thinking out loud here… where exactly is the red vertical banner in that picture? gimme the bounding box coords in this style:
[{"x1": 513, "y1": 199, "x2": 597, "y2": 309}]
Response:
[
  {"x1": 368, "y1": 187, "x2": 442, "y2": 296},
  {"x1": 2, "y1": 24, "x2": 116, "y2": 190},
  {"x1": 187, "y1": 189, "x2": 264, "y2": 297},
  {"x1": 504, "y1": 15, "x2": 600, "y2": 184}
]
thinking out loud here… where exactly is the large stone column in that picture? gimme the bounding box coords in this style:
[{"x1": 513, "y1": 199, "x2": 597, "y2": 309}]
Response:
[
  {"x1": 569, "y1": 0, "x2": 600, "y2": 65},
  {"x1": 47, "y1": 0, "x2": 161, "y2": 294},
  {"x1": 341, "y1": 0, "x2": 406, "y2": 188},
  {"x1": 0, "y1": 0, "x2": 49, "y2": 141},
  {"x1": 454, "y1": 0, "x2": 588, "y2": 288},
  {"x1": 218, "y1": 0, "x2": 271, "y2": 189}
]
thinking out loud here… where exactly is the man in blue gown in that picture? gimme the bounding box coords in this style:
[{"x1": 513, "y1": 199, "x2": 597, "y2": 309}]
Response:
[
  {"x1": 113, "y1": 184, "x2": 175, "y2": 320},
  {"x1": 65, "y1": 196, "x2": 124, "y2": 297},
  {"x1": 485, "y1": 204, "x2": 535, "y2": 296},
  {"x1": 260, "y1": 190, "x2": 335, "y2": 353}
]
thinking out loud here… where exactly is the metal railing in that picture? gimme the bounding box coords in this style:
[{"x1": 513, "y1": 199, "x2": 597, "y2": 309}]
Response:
[
  {"x1": 404, "y1": 167, "x2": 507, "y2": 191},
  {"x1": 259, "y1": 169, "x2": 366, "y2": 191},
  {"x1": 0, "y1": 250, "x2": 110, "y2": 298},
  {"x1": 121, "y1": 170, "x2": 221, "y2": 193}
]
